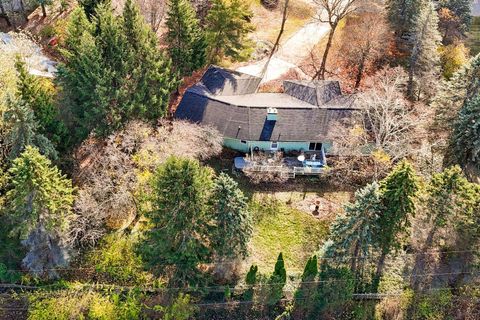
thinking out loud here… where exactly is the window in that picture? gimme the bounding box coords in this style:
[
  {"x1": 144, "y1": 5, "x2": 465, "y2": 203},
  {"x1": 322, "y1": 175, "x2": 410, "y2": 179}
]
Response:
[
  {"x1": 271, "y1": 142, "x2": 278, "y2": 150},
  {"x1": 309, "y1": 142, "x2": 323, "y2": 151},
  {"x1": 241, "y1": 140, "x2": 247, "y2": 144}
]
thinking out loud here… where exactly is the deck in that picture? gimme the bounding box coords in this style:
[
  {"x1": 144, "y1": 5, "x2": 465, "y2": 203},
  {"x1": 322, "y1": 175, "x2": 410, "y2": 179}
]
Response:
[{"x1": 235, "y1": 152, "x2": 326, "y2": 179}]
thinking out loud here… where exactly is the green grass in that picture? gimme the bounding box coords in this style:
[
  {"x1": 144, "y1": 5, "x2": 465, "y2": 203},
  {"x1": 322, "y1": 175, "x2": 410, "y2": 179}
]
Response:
[{"x1": 248, "y1": 196, "x2": 330, "y2": 274}]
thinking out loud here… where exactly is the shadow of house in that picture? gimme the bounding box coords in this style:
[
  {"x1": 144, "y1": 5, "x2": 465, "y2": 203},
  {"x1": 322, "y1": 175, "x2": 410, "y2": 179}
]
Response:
[{"x1": 175, "y1": 65, "x2": 358, "y2": 155}]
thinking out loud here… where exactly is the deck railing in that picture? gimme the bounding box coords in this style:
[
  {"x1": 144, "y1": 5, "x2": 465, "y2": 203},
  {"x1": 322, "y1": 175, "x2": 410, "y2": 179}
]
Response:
[{"x1": 243, "y1": 164, "x2": 324, "y2": 178}]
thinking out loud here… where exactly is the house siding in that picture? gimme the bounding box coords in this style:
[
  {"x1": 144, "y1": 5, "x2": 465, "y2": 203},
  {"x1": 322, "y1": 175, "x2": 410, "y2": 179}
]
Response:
[{"x1": 223, "y1": 138, "x2": 333, "y2": 153}]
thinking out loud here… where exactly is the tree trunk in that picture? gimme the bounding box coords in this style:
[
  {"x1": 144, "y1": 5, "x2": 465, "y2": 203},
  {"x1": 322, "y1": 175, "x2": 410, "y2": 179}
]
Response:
[
  {"x1": 0, "y1": 0, "x2": 11, "y2": 26},
  {"x1": 314, "y1": 25, "x2": 336, "y2": 80},
  {"x1": 354, "y1": 54, "x2": 367, "y2": 89},
  {"x1": 350, "y1": 241, "x2": 360, "y2": 274},
  {"x1": 372, "y1": 250, "x2": 387, "y2": 292},
  {"x1": 41, "y1": 3, "x2": 47, "y2": 17},
  {"x1": 256, "y1": 0, "x2": 289, "y2": 91}
]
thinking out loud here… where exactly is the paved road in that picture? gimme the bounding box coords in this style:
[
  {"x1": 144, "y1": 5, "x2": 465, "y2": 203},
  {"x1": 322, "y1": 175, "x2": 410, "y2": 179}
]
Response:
[{"x1": 237, "y1": 15, "x2": 330, "y2": 82}]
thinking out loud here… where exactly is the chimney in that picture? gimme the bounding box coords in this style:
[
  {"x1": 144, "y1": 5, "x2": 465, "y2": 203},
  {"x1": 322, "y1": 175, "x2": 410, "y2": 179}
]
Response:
[{"x1": 267, "y1": 107, "x2": 278, "y2": 121}]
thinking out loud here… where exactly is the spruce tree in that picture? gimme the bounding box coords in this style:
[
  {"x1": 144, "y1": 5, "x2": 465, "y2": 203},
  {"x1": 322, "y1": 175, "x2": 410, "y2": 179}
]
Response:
[
  {"x1": 14, "y1": 59, "x2": 65, "y2": 148},
  {"x1": 205, "y1": 0, "x2": 255, "y2": 63},
  {"x1": 122, "y1": 0, "x2": 179, "y2": 120},
  {"x1": 451, "y1": 95, "x2": 480, "y2": 172},
  {"x1": 407, "y1": 0, "x2": 442, "y2": 100},
  {"x1": 268, "y1": 252, "x2": 287, "y2": 305},
  {"x1": 324, "y1": 182, "x2": 383, "y2": 283},
  {"x1": 386, "y1": 0, "x2": 423, "y2": 49},
  {"x1": 6, "y1": 146, "x2": 74, "y2": 278},
  {"x1": 59, "y1": 3, "x2": 178, "y2": 142},
  {"x1": 57, "y1": 29, "x2": 109, "y2": 142},
  {"x1": 142, "y1": 157, "x2": 214, "y2": 286},
  {"x1": 301, "y1": 255, "x2": 318, "y2": 282},
  {"x1": 373, "y1": 160, "x2": 420, "y2": 290},
  {"x1": 244, "y1": 264, "x2": 258, "y2": 301},
  {"x1": 3, "y1": 97, "x2": 57, "y2": 161},
  {"x1": 211, "y1": 173, "x2": 252, "y2": 260},
  {"x1": 166, "y1": 0, "x2": 206, "y2": 76},
  {"x1": 434, "y1": 54, "x2": 480, "y2": 134}
]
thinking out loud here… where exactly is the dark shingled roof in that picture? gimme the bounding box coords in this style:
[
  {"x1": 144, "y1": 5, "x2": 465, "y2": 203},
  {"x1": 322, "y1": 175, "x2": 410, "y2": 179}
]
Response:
[
  {"x1": 175, "y1": 66, "x2": 358, "y2": 142},
  {"x1": 201, "y1": 65, "x2": 261, "y2": 96}
]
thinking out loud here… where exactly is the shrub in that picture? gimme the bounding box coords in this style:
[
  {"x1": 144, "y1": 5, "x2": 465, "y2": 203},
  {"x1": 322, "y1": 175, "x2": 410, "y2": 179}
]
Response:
[
  {"x1": 28, "y1": 290, "x2": 143, "y2": 320},
  {"x1": 86, "y1": 233, "x2": 149, "y2": 285},
  {"x1": 40, "y1": 25, "x2": 56, "y2": 39}
]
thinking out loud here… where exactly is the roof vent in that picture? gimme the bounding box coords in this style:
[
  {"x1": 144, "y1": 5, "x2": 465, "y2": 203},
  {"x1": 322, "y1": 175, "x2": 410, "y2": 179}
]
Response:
[{"x1": 267, "y1": 107, "x2": 278, "y2": 121}]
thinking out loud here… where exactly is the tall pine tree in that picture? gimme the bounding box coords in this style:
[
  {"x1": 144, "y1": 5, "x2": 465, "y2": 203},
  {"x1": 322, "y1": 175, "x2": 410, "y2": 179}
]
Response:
[
  {"x1": 407, "y1": 0, "x2": 442, "y2": 100},
  {"x1": 205, "y1": 0, "x2": 254, "y2": 64},
  {"x1": 211, "y1": 173, "x2": 252, "y2": 260},
  {"x1": 141, "y1": 157, "x2": 214, "y2": 286},
  {"x1": 6, "y1": 146, "x2": 74, "y2": 278},
  {"x1": 373, "y1": 160, "x2": 420, "y2": 290},
  {"x1": 59, "y1": 2, "x2": 178, "y2": 142},
  {"x1": 3, "y1": 97, "x2": 57, "y2": 161},
  {"x1": 386, "y1": 0, "x2": 423, "y2": 50},
  {"x1": 268, "y1": 252, "x2": 287, "y2": 305},
  {"x1": 323, "y1": 182, "x2": 383, "y2": 286},
  {"x1": 166, "y1": 0, "x2": 206, "y2": 76},
  {"x1": 451, "y1": 94, "x2": 480, "y2": 174}
]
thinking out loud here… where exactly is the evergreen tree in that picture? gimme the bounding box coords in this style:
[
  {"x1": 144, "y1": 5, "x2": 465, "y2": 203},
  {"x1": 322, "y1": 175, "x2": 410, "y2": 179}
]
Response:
[
  {"x1": 294, "y1": 255, "x2": 318, "y2": 311},
  {"x1": 439, "y1": 0, "x2": 472, "y2": 34},
  {"x1": 14, "y1": 59, "x2": 65, "y2": 148},
  {"x1": 57, "y1": 30, "x2": 109, "y2": 142},
  {"x1": 301, "y1": 255, "x2": 318, "y2": 281},
  {"x1": 205, "y1": 0, "x2": 255, "y2": 64},
  {"x1": 374, "y1": 160, "x2": 420, "y2": 290},
  {"x1": 434, "y1": 54, "x2": 480, "y2": 134},
  {"x1": 386, "y1": 0, "x2": 423, "y2": 49},
  {"x1": 141, "y1": 157, "x2": 214, "y2": 286},
  {"x1": 268, "y1": 252, "x2": 287, "y2": 305},
  {"x1": 79, "y1": 0, "x2": 107, "y2": 19},
  {"x1": 3, "y1": 97, "x2": 57, "y2": 161},
  {"x1": 165, "y1": 0, "x2": 206, "y2": 76},
  {"x1": 59, "y1": 2, "x2": 178, "y2": 142},
  {"x1": 451, "y1": 94, "x2": 480, "y2": 172},
  {"x1": 122, "y1": 0, "x2": 179, "y2": 120},
  {"x1": 6, "y1": 146, "x2": 74, "y2": 278},
  {"x1": 407, "y1": 0, "x2": 442, "y2": 100},
  {"x1": 306, "y1": 266, "x2": 355, "y2": 319},
  {"x1": 324, "y1": 182, "x2": 383, "y2": 286},
  {"x1": 425, "y1": 166, "x2": 479, "y2": 242},
  {"x1": 211, "y1": 173, "x2": 252, "y2": 260},
  {"x1": 243, "y1": 264, "x2": 258, "y2": 301}
]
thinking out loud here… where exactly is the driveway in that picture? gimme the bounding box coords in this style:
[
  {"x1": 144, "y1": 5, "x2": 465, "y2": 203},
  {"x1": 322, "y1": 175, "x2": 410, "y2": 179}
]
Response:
[{"x1": 237, "y1": 16, "x2": 330, "y2": 83}]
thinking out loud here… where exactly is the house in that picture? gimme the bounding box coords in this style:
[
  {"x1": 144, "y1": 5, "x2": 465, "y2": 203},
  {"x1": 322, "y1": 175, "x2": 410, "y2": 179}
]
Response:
[{"x1": 174, "y1": 66, "x2": 357, "y2": 155}]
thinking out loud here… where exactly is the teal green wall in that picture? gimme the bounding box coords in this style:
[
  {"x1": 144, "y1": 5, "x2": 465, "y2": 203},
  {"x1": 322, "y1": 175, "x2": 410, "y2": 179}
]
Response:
[{"x1": 223, "y1": 138, "x2": 333, "y2": 153}]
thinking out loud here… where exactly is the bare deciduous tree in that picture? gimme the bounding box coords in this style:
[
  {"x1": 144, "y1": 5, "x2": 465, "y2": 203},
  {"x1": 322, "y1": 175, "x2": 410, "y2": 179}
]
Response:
[
  {"x1": 338, "y1": 10, "x2": 390, "y2": 89},
  {"x1": 137, "y1": 0, "x2": 166, "y2": 32},
  {"x1": 357, "y1": 67, "x2": 420, "y2": 161},
  {"x1": 312, "y1": 0, "x2": 359, "y2": 80},
  {"x1": 70, "y1": 120, "x2": 222, "y2": 248}
]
